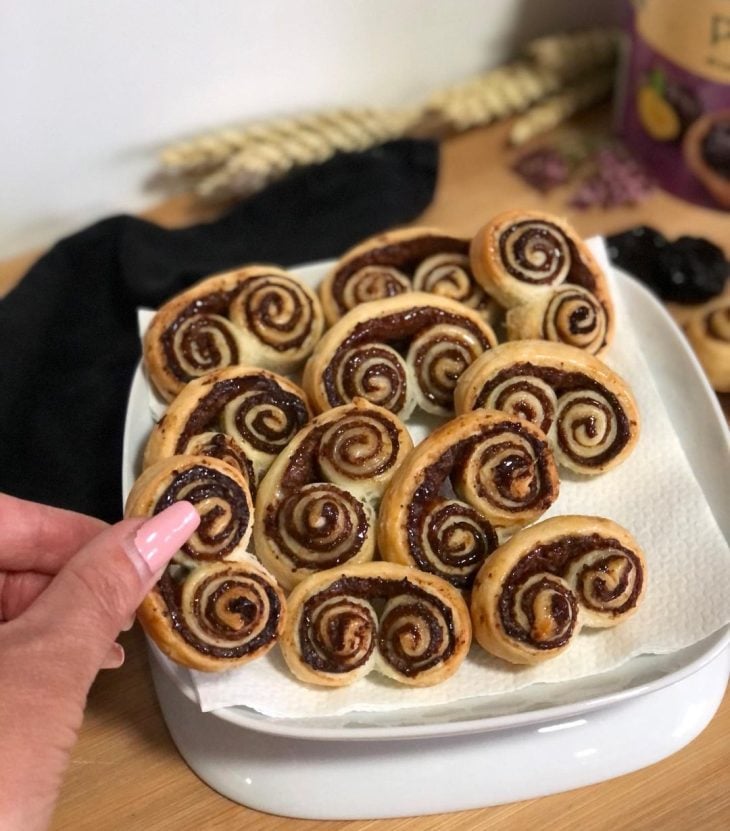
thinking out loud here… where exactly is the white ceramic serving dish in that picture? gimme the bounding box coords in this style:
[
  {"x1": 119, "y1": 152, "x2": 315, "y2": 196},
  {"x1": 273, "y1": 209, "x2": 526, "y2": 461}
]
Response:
[
  {"x1": 123, "y1": 262, "x2": 729, "y2": 815},
  {"x1": 146, "y1": 637, "x2": 728, "y2": 818}
]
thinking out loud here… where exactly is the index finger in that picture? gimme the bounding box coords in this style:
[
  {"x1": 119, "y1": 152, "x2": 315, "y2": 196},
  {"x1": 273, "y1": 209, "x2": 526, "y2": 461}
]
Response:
[{"x1": 0, "y1": 493, "x2": 108, "y2": 574}]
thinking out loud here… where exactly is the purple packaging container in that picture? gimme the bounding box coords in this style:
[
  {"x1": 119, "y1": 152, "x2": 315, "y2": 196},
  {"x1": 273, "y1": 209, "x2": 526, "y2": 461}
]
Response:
[{"x1": 616, "y1": 0, "x2": 730, "y2": 210}]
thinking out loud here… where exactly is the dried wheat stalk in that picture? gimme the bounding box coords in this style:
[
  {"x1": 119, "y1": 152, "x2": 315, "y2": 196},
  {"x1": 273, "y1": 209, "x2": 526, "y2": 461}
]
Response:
[
  {"x1": 522, "y1": 27, "x2": 619, "y2": 80},
  {"x1": 157, "y1": 27, "x2": 619, "y2": 199},
  {"x1": 507, "y1": 68, "x2": 615, "y2": 146}
]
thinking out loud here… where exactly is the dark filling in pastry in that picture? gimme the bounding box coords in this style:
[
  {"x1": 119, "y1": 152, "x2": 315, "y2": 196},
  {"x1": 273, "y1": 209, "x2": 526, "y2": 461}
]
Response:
[
  {"x1": 489, "y1": 378, "x2": 556, "y2": 434},
  {"x1": 404, "y1": 420, "x2": 549, "y2": 589},
  {"x1": 271, "y1": 484, "x2": 369, "y2": 569},
  {"x1": 322, "y1": 306, "x2": 491, "y2": 406},
  {"x1": 298, "y1": 575, "x2": 457, "y2": 676},
  {"x1": 263, "y1": 415, "x2": 402, "y2": 568},
  {"x1": 331, "y1": 235, "x2": 469, "y2": 314},
  {"x1": 320, "y1": 413, "x2": 401, "y2": 479},
  {"x1": 185, "y1": 432, "x2": 257, "y2": 498},
  {"x1": 410, "y1": 332, "x2": 481, "y2": 410},
  {"x1": 474, "y1": 362, "x2": 631, "y2": 467},
  {"x1": 155, "y1": 566, "x2": 282, "y2": 658},
  {"x1": 162, "y1": 291, "x2": 237, "y2": 381},
  {"x1": 160, "y1": 272, "x2": 314, "y2": 381},
  {"x1": 335, "y1": 345, "x2": 409, "y2": 413},
  {"x1": 499, "y1": 220, "x2": 599, "y2": 292},
  {"x1": 543, "y1": 290, "x2": 605, "y2": 342},
  {"x1": 235, "y1": 275, "x2": 314, "y2": 351},
  {"x1": 423, "y1": 501, "x2": 498, "y2": 581},
  {"x1": 155, "y1": 465, "x2": 250, "y2": 562},
  {"x1": 174, "y1": 374, "x2": 309, "y2": 455},
  {"x1": 498, "y1": 533, "x2": 643, "y2": 649}
]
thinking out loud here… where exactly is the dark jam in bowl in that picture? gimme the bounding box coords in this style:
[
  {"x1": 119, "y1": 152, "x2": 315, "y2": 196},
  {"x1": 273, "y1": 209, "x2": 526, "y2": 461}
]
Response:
[{"x1": 702, "y1": 119, "x2": 730, "y2": 179}]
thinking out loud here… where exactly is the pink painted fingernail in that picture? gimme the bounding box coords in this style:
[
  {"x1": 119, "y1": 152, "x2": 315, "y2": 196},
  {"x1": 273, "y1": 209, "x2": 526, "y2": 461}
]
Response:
[
  {"x1": 105, "y1": 643, "x2": 125, "y2": 669},
  {"x1": 130, "y1": 502, "x2": 200, "y2": 576}
]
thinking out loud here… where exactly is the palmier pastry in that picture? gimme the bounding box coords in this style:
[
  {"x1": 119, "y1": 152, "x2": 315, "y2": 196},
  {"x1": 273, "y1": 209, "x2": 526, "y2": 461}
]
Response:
[
  {"x1": 143, "y1": 366, "x2": 311, "y2": 488},
  {"x1": 280, "y1": 562, "x2": 471, "y2": 687},
  {"x1": 319, "y1": 227, "x2": 498, "y2": 326},
  {"x1": 470, "y1": 210, "x2": 612, "y2": 307},
  {"x1": 143, "y1": 264, "x2": 324, "y2": 401},
  {"x1": 378, "y1": 410, "x2": 559, "y2": 589},
  {"x1": 126, "y1": 456, "x2": 285, "y2": 672},
  {"x1": 470, "y1": 210, "x2": 614, "y2": 353},
  {"x1": 254, "y1": 399, "x2": 413, "y2": 590},
  {"x1": 455, "y1": 341, "x2": 639, "y2": 475},
  {"x1": 470, "y1": 515, "x2": 646, "y2": 665},
  {"x1": 126, "y1": 455, "x2": 254, "y2": 568},
  {"x1": 505, "y1": 284, "x2": 611, "y2": 356},
  {"x1": 303, "y1": 292, "x2": 498, "y2": 418},
  {"x1": 137, "y1": 558, "x2": 285, "y2": 673},
  {"x1": 684, "y1": 296, "x2": 730, "y2": 393}
]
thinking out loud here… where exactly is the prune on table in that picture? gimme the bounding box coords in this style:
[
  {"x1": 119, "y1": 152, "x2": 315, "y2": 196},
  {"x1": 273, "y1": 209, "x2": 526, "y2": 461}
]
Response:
[
  {"x1": 658, "y1": 236, "x2": 729, "y2": 303},
  {"x1": 511, "y1": 147, "x2": 570, "y2": 193},
  {"x1": 607, "y1": 226, "x2": 728, "y2": 304},
  {"x1": 606, "y1": 225, "x2": 669, "y2": 284},
  {"x1": 569, "y1": 148, "x2": 654, "y2": 209}
]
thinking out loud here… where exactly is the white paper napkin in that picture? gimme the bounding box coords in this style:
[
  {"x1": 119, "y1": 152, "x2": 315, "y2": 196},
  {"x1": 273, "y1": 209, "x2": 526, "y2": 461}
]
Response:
[{"x1": 141, "y1": 240, "x2": 730, "y2": 716}]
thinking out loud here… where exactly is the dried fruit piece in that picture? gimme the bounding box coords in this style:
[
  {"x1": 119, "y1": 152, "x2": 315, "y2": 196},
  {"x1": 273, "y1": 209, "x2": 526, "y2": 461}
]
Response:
[
  {"x1": 511, "y1": 146, "x2": 570, "y2": 192},
  {"x1": 568, "y1": 146, "x2": 654, "y2": 209},
  {"x1": 637, "y1": 84, "x2": 681, "y2": 141},
  {"x1": 659, "y1": 237, "x2": 729, "y2": 303},
  {"x1": 607, "y1": 226, "x2": 728, "y2": 304}
]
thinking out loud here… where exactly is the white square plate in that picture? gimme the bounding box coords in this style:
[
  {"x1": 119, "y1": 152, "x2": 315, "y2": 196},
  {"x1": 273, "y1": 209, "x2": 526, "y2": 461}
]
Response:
[{"x1": 123, "y1": 262, "x2": 729, "y2": 741}]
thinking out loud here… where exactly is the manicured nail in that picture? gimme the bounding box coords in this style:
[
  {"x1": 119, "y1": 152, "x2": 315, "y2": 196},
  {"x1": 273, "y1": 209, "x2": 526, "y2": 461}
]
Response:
[
  {"x1": 103, "y1": 642, "x2": 125, "y2": 670},
  {"x1": 129, "y1": 502, "x2": 200, "y2": 577}
]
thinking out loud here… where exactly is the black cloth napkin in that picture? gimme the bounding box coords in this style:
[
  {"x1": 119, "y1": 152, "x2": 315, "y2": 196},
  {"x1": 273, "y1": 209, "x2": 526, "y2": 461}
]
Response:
[{"x1": 0, "y1": 139, "x2": 438, "y2": 522}]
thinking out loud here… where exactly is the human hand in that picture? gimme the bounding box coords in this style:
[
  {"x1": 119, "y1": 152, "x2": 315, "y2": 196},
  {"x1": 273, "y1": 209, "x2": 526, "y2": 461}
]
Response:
[{"x1": 0, "y1": 493, "x2": 199, "y2": 831}]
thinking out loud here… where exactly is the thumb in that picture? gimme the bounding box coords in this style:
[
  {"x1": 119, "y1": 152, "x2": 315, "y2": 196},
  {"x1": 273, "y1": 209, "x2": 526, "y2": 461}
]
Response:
[{"x1": 28, "y1": 501, "x2": 199, "y2": 674}]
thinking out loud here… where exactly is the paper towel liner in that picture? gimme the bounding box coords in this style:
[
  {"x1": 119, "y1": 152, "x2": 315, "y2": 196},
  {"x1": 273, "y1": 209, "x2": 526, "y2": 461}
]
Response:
[{"x1": 138, "y1": 238, "x2": 730, "y2": 717}]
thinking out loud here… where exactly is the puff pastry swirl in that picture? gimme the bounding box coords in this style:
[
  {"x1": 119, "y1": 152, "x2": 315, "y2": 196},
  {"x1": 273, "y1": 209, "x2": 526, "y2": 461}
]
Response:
[
  {"x1": 126, "y1": 455, "x2": 285, "y2": 672},
  {"x1": 280, "y1": 562, "x2": 472, "y2": 687},
  {"x1": 506, "y1": 284, "x2": 610, "y2": 356},
  {"x1": 319, "y1": 227, "x2": 498, "y2": 325},
  {"x1": 470, "y1": 209, "x2": 614, "y2": 353},
  {"x1": 684, "y1": 296, "x2": 730, "y2": 393},
  {"x1": 455, "y1": 340, "x2": 639, "y2": 475},
  {"x1": 470, "y1": 515, "x2": 646, "y2": 665},
  {"x1": 378, "y1": 409, "x2": 559, "y2": 589},
  {"x1": 126, "y1": 455, "x2": 255, "y2": 567},
  {"x1": 254, "y1": 398, "x2": 413, "y2": 590},
  {"x1": 143, "y1": 265, "x2": 324, "y2": 400},
  {"x1": 303, "y1": 292, "x2": 498, "y2": 418},
  {"x1": 143, "y1": 366, "x2": 311, "y2": 488}
]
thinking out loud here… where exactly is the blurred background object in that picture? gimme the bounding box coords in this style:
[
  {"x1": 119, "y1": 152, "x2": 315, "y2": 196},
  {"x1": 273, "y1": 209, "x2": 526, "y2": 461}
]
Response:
[
  {"x1": 615, "y1": 0, "x2": 730, "y2": 210},
  {"x1": 1, "y1": 0, "x2": 728, "y2": 398},
  {"x1": 0, "y1": 0, "x2": 622, "y2": 257},
  {"x1": 157, "y1": 26, "x2": 619, "y2": 202}
]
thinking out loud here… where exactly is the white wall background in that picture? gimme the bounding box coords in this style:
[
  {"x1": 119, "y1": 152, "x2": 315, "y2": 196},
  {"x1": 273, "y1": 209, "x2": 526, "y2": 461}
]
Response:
[{"x1": 0, "y1": 1, "x2": 619, "y2": 256}]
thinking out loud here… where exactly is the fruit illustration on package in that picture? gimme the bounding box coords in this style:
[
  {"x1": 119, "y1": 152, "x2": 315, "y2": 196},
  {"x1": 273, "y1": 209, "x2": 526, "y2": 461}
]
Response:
[{"x1": 636, "y1": 69, "x2": 700, "y2": 142}]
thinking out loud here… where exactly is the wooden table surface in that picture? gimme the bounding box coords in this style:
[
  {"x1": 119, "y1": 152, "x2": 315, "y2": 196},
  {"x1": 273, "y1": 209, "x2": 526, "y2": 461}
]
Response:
[{"x1": 2, "y1": 109, "x2": 728, "y2": 830}]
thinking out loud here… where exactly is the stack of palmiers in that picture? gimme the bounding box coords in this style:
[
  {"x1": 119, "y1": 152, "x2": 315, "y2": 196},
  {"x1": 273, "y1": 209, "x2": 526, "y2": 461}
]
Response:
[{"x1": 127, "y1": 210, "x2": 645, "y2": 686}]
